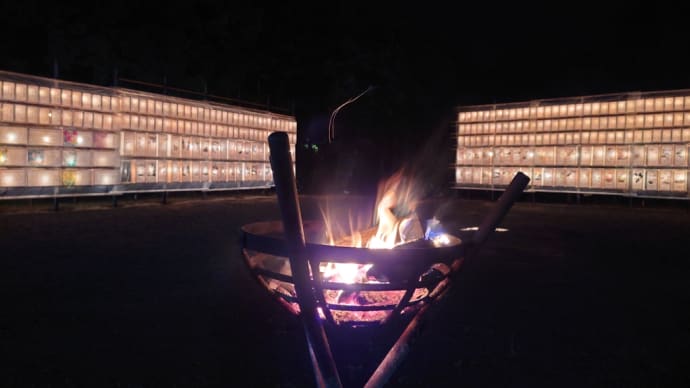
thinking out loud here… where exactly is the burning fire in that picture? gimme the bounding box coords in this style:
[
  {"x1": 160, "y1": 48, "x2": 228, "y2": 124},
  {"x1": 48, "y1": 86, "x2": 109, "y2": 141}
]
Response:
[
  {"x1": 315, "y1": 169, "x2": 450, "y2": 323},
  {"x1": 320, "y1": 262, "x2": 372, "y2": 284},
  {"x1": 250, "y1": 169, "x2": 457, "y2": 325},
  {"x1": 318, "y1": 170, "x2": 424, "y2": 289},
  {"x1": 320, "y1": 169, "x2": 425, "y2": 250}
]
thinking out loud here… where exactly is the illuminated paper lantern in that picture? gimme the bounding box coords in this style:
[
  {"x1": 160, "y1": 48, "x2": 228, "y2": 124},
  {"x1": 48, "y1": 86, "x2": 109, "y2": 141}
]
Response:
[
  {"x1": 0, "y1": 168, "x2": 25, "y2": 186},
  {"x1": 62, "y1": 170, "x2": 77, "y2": 186},
  {"x1": 659, "y1": 170, "x2": 672, "y2": 191},
  {"x1": 631, "y1": 170, "x2": 645, "y2": 190},
  {"x1": 647, "y1": 146, "x2": 659, "y2": 166},
  {"x1": 673, "y1": 170, "x2": 687, "y2": 192},
  {"x1": 645, "y1": 170, "x2": 658, "y2": 190},
  {"x1": 28, "y1": 168, "x2": 59, "y2": 186},
  {"x1": 28, "y1": 149, "x2": 44, "y2": 165},
  {"x1": 63, "y1": 150, "x2": 77, "y2": 167},
  {"x1": 532, "y1": 168, "x2": 543, "y2": 186},
  {"x1": 63, "y1": 128, "x2": 79, "y2": 146},
  {"x1": 591, "y1": 169, "x2": 603, "y2": 189},
  {"x1": 615, "y1": 170, "x2": 628, "y2": 190},
  {"x1": 579, "y1": 168, "x2": 591, "y2": 188},
  {"x1": 674, "y1": 146, "x2": 687, "y2": 166}
]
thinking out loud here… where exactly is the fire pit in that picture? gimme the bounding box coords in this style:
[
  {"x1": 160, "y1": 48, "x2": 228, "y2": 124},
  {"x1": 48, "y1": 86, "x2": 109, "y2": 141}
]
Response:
[
  {"x1": 242, "y1": 220, "x2": 465, "y2": 327},
  {"x1": 241, "y1": 132, "x2": 529, "y2": 388}
]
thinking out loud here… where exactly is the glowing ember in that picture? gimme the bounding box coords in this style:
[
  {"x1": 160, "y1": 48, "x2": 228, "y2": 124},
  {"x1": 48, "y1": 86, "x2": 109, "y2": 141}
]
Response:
[
  {"x1": 430, "y1": 233, "x2": 452, "y2": 247},
  {"x1": 460, "y1": 226, "x2": 510, "y2": 232},
  {"x1": 320, "y1": 262, "x2": 373, "y2": 284}
]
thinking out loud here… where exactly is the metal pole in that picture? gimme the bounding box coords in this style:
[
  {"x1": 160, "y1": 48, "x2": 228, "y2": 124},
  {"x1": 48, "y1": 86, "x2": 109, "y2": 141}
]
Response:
[{"x1": 268, "y1": 132, "x2": 343, "y2": 388}]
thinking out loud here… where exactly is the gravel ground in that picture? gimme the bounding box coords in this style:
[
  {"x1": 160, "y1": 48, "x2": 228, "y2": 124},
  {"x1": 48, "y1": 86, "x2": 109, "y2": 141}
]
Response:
[{"x1": 1, "y1": 193, "x2": 689, "y2": 387}]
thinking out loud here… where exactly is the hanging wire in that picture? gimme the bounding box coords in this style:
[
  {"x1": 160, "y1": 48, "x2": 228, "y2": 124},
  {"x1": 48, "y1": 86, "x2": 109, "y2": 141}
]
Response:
[{"x1": 328, "y1": 85, "x2": 375, "y2": 143}]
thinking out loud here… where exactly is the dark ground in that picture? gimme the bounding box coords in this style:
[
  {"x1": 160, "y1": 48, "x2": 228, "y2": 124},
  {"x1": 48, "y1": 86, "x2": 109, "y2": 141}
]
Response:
[{"x1": 1, "y1": 192, "x2": 689, "y2": 387}]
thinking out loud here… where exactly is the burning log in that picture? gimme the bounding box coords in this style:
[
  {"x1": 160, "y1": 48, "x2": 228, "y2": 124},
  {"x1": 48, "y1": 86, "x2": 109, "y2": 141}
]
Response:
[{"x1": 398, "y1": 213, "x2": 424, "y2": 244}]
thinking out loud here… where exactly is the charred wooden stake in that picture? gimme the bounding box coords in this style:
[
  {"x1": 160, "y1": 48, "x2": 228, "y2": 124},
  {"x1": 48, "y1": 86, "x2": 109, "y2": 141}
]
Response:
[
  {"x1": 268, "y1": 132, "x2": 343, "y2": 388},
  {"x1": 472, "y1": 172, "x2": 530, "y2": 248},
  {"x1": 364, "y1": 171, "x2": 530, "y2": 388}
]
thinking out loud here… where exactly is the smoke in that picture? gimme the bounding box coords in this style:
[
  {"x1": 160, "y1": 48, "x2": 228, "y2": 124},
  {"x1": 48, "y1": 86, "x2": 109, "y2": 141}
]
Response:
[{"x1": 385, "y1": 114, "x2": 455, "y2": 213}]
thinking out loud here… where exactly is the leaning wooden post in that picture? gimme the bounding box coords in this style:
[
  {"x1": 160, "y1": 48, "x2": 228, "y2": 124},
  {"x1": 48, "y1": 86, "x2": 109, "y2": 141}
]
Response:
[
  {"x1": 364, "y1": 171, "x2": 530, "y2": 388},
  {"x1": 268, "y1": 131, "x2": 343, "y2": 388}
]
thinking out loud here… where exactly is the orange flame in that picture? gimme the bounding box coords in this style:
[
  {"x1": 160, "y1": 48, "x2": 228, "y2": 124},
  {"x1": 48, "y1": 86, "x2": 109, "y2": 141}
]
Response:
[
  {"x1": 314, "y1": 168, "x2": 441, "y2": 323},
  {"x1": 368, "y1": 168, "x2": 422, "y2": 248},
  {"x1": 319, "y1": 168, "x2": 422, "y2": 250},
  {"x1": 319, "y1": 168, "x2": 424, "y2": 289}
]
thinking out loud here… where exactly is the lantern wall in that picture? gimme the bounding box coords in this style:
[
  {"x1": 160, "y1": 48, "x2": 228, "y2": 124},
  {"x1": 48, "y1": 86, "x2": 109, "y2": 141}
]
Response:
[
  {"x1": 0, "y1": 70, "x2": 296, "y2": 198},
  {"x1": 455, "y1": 92, "x2": 690, "y2": 198}
]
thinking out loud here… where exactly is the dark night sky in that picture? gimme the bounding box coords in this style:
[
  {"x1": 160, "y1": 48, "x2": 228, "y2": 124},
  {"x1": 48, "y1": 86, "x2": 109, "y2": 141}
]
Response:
[{"x1": 2, "y1": 2, "x2": 690, "y2": 190}]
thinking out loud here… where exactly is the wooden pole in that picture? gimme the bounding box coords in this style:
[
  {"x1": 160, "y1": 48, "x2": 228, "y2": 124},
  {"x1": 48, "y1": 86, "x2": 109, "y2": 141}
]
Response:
[
  {"x1": 472, "y1": 172, "x2": 530, "y2": 247},
  {"x1": 364, "y1": 171, "x2": 530, "y2": 388},
  {"x1": 268, "y1": 132, "x2": 343, "y2": 388}
]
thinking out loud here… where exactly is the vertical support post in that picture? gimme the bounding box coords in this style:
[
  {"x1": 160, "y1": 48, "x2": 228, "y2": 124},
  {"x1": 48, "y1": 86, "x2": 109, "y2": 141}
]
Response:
[{"x1": 268, "y1": 132, "x2": 342, "y2": 388}]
